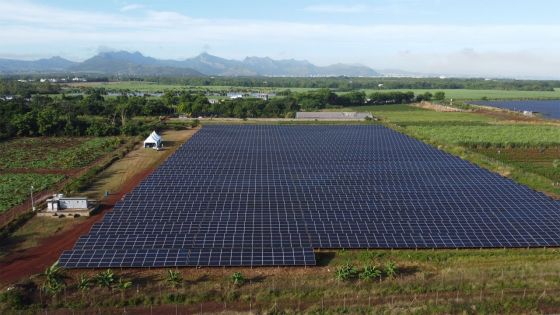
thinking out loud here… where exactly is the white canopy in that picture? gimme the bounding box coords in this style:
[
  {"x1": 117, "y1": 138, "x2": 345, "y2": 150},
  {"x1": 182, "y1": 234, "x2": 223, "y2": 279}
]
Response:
[{"x1": 143, "y1": 131, "x2": 162, "y2": 148}]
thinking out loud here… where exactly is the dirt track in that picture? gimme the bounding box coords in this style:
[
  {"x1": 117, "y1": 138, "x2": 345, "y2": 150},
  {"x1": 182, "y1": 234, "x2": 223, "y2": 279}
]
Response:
[
  {"x1": 0, "y1": 166, "x2": 154, "y2": 286},
  {"x1": 0, "y1": 129, "x2": 198, "y2": 286}
]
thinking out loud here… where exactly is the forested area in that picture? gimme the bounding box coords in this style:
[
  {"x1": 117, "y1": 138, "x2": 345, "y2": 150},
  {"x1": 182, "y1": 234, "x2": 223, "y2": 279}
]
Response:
[{"x1": 0, "y1": 79, "x2": 425, "y2": 140}]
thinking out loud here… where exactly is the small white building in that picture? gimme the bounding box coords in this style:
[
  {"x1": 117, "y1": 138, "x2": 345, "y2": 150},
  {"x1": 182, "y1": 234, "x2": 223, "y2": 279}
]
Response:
[
  {"x1": 296, "y1": 112, "x2": 373, "y2": 120},
  {"x1": 144, "y1": 131, "x2": 163, "y2": 149},
  {"x1": 47, "y1": 194, "x2": 89, "y2": 212}
]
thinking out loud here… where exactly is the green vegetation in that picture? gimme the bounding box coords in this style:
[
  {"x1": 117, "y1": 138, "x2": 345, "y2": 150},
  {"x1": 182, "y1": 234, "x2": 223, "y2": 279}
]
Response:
[
  {"x1": 0, "y1": 137, "x2": 121, "y2": 169},
  {"x1": 334, "y1": 263, "x2": 359, "y2": 281},
  {"x1": 70, "y1": 77, "x2": 560, "y2": 91},
  {"x1": 0, "y1": 174, "x2": 64, "y2": 213},
  {"x1": 360, "y1": 88, "x2": 560, "y2": 100},
  {"x1": 230, "y1": 272, "x2": 246, "y2": 286},
  {"x1": 410, "y1": 125, "x2": 560, "y2": 148},
  {"x1": 4, "y1": 249, "x2": 560, "y2": 313}
]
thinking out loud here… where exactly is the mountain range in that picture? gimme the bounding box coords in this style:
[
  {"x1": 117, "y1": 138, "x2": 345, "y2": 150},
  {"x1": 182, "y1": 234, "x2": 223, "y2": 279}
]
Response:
[{"x1": 0, "y1": 51, "x2": 379, "y2": 77}]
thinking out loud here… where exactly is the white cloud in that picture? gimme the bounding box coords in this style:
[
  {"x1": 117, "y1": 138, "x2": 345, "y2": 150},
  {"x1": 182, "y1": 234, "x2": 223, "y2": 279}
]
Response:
[
  {"x1": 120, "y1": 4, "x2": 145, "y2": 12},
  {"x1": 1, "y1": 1, "x2": 560, "y2": 77},
  {"x1": 304, "y1": 4, "x2": 369, "y2": 13}
]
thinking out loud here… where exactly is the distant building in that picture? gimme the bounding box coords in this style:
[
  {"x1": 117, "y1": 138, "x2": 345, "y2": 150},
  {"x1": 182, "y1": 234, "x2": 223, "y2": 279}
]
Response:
[
  {"x1": 47, "y1": 194, "x2": 90, "y2": 212},
  {"x1": 251, "y1": 93, "x2": 270, "y2": 101},
  {"x1": 296, "y1": 112, "x2": 373, "y2": 120},
  {"x1": 227, "y1": 92, "x2": 244, "y2": 99},
  {"x1": 208, "y1": 99, "x2": 220, "y2": 104}
]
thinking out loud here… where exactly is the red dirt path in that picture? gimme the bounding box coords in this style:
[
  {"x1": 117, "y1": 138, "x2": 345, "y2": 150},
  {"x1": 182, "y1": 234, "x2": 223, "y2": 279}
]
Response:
[{"x1": 0, "y1": 167, "x2": 155, "y2": 286}]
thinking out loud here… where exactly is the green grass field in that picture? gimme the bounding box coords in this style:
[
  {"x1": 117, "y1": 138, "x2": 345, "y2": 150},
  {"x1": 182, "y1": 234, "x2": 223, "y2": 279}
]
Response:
[
  {"x1": 4, "y1": 248, "x2": 560, "y2": 313},
  {"x1": 64, "y1": 82, "x2": 560, "y2": 100},
  {"x1": 64, "y1": 81, "x2": 313, "y2": 93},
  {"x1": 0, "y1": 174, "x2": 64, "y2": 213},
  {"x1": 358, "y1": 88, "x2": 560, "y2": 100}
]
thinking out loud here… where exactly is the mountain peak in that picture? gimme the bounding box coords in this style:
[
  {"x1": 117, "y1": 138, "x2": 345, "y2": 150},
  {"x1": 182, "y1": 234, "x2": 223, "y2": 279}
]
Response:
[{"x1": 0, "y1": 50, "x2": 379, "y2": 77}]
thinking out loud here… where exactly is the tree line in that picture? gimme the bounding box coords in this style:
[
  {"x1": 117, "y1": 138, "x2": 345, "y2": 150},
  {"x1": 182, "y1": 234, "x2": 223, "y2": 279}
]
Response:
[
  {"x1": 136, "y1": 77, "x2": 559, "y2": 91},
  {"x1": 0, "y1": 82, "x2": 436, "y2": 139}
]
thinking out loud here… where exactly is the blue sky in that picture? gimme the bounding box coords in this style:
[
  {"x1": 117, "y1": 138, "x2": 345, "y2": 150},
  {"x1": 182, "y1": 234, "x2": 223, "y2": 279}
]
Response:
[{"x1": 1, "y1": 0, "x2": 560, "y2": 78}]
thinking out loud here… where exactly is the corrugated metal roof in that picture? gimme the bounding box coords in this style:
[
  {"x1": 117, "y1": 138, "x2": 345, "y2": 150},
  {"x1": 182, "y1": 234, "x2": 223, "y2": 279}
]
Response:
[{"x1": 295, "y1": 112, "x2": 372, "y2": 120}]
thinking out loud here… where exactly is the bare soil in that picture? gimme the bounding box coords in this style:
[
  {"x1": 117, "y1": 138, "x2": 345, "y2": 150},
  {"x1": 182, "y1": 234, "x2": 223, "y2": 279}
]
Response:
[{"x1": 0, "y1": 129, "x2": 199, "y2": 286}]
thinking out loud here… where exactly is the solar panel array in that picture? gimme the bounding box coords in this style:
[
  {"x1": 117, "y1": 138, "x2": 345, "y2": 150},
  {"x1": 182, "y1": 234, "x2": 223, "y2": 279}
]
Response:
[{"x1": 60, "y1": 125, "x2": 560, "y2": 268}]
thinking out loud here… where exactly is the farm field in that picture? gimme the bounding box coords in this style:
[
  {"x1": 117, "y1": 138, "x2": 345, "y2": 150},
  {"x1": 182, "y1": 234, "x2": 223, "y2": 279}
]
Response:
[
  {"x1": 475, "y1": 147, "x2": 560, "y2": 185},
  {"x1": 64, "y1": 81, "x2": 560, "y2": 101},
  {"x1": 2, "y1": 104, "x2": 560, "y2": 313},
  {"x1": 358, "y1": 88, "x2": 560, "y2": 100},
  {"x1": 64, "y1": 81, "x2": 313, "y2": 93},
  {"x1": 0, "y1": 137, "x2": 122, "y2": 170},
  {"x1": 0, "y1": 174, "x2": 64, "y2": 213}
]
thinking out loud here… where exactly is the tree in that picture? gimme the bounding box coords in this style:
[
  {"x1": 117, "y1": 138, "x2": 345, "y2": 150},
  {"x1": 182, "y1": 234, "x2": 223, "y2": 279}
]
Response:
[
  {"x1": 230, "y1": 272, "x2": 245, "y2": 286},
  {"x1": 95, "y1": 269, "x2": 116, "y2": 291},
  {"x1": 433, "y1": 91, "x2": 446, "y2": 101},
  {"x1": 165, "y1": 269, "x2": 183, "y2": 289},
  {"x1": 37, "y1": 107, "x2": 63, "y2": 136}
]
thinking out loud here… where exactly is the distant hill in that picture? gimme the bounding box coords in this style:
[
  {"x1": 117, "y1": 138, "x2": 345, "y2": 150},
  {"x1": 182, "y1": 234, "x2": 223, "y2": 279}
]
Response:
[
  {"x1": 0, "y1": 51, "x2": 380, "y2": 77},
  {"x1": 0, "y1": 56, "x2": 77, "y2": 73},
  {"x1": 69, "y1": 52, "x2": 204, "y2": 77}
]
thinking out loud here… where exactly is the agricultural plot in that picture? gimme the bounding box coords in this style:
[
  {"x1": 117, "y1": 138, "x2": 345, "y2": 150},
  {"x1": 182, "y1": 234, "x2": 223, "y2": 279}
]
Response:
[
  {"x1": 0, "y1": 173, "x2": 64, "y2": 213},
  {"x1": 0, "y1": 137, "x2": 121, "y2": 170},
  {"x1": 359, "y1": 88, "x2": 560, "y2": 100},
  {"x1": 408, "y1": 125, "x2": 560, "y2": 148},
  {"x1": 60, "y1": 125, "x2": 560, "y2": 268}
]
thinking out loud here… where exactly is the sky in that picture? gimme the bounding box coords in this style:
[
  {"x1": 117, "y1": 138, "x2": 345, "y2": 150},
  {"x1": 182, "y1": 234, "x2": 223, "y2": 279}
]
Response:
[{"x1": 1, "y1": 0, "x2": 560, "y2": 78}]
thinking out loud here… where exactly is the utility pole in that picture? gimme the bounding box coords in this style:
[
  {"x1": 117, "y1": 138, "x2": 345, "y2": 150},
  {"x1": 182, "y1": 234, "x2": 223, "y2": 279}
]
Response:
[{"x1": 30, "y1": 185, "x2": 36, "y2": 211}]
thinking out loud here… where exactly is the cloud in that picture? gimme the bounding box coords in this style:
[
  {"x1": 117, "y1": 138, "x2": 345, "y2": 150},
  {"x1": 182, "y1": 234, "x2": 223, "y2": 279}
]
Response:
[
  {"x1": 120, "y1": 4, "x2": 145, "y2": 12},
  {"x1": 1, "y1": 1, "x2": 560, "y2": 77},
  {"x1": 383, "y1": 49, "x2": 560, "y2": 78},
  {"x1": 304, "y1": 4, "x2": 369, "y2": 13}
]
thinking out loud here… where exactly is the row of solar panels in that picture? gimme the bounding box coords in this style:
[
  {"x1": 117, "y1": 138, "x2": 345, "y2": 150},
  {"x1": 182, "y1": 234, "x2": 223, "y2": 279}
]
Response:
[
  {"x1": 59, "y1": 248, "x2": 316, "y2": 268},
  {"x1": 60, "y1": 125, "x2": 560, "y2": 268}
]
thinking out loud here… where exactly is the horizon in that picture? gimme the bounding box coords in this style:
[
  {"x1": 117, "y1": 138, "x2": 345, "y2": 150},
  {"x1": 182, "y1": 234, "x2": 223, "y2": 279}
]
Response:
[{"x1": 1, "y1": 1, "x2": 560, "y2": 78}]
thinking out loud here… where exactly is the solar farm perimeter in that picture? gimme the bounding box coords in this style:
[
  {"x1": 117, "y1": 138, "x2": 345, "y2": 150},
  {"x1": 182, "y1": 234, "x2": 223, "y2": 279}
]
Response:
[{"x1": 60, "y1": 125, "x2": 560, "y2": 268}]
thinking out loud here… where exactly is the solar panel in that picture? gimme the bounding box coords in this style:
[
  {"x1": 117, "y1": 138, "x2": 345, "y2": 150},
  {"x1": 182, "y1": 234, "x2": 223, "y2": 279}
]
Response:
[{"x1": 59, "y1": 125, "x2": 560, "y2": 268}]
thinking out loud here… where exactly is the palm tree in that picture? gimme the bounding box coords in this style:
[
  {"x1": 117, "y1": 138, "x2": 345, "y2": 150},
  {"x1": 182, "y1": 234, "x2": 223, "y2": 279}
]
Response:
[
  {"x1": 43, "y1": 262, "x2": 65, "y2": 303},
  {"x1": 95, "y1": 269, "x2": 116, "y2": 291},
  {"x1": 117, "y1": 278, "x2": 132, "y2": 303},
  {"x1": 77, "y1": 274, "x2": 91, "y2": 303},
  {"x1": 165, "y1": 269, "x2": 183, "y2": 290}
]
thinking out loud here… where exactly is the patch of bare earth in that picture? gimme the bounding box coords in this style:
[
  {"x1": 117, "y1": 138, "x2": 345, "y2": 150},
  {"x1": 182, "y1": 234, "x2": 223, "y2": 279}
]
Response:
[{"x1": 0, "y1": 128, "x2": 199, "y2": 286}]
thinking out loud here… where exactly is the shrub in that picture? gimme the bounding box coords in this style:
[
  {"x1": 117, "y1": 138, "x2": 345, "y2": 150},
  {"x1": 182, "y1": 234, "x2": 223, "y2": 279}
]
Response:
[
  {"x1": 335, "y1": 263, "x2": 358, "y2": 281},
  {"x1": 230, "y1": 272, "x2": 245, "y2": 286},
  {"x1": 384, "y1": 261, "x2": 398, "y2": 278},
  {"x1": 359, "y1": 265, "x2": 382, "y2": 280}
]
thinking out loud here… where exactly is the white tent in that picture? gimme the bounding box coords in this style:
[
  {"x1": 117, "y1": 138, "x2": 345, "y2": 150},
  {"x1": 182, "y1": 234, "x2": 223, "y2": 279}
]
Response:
[{"x1": 143, "y1": 131, "x2": 162, "y2": 149}]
